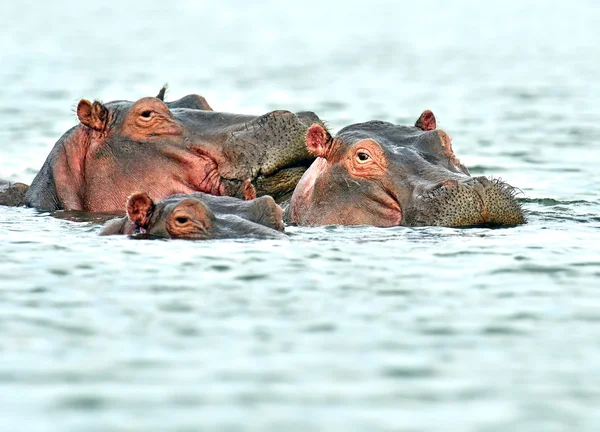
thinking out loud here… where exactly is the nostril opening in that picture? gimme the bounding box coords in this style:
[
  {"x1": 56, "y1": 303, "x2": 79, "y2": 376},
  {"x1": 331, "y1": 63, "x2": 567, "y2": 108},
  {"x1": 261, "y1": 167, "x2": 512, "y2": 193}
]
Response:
[
  {"x1": 441, "y1": 179, "x2": 459, "y2": 188},
  {"x1": 474, "y1": 176, "x2": 492, "y2": 188},
  {"x1": 430, "y1": 179, "x2": 460, "y2": 192},
  {"x1": 254, "y1": 196, "x2": 284, "y2": 231},
  {"x1": 425, "y1": 179, "x2": 461, "y2": 197}
]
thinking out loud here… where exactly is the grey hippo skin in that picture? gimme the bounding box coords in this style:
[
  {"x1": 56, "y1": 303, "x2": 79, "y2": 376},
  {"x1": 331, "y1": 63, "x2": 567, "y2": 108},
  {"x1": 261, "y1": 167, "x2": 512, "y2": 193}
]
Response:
[
  {"x1": 100, "y1": 191, "x2": 286, "y2": 240},
  {"x1": 23, "y1": 86, "x2": 320, "y2": 212},
  {"x1": 288, "y1": 110, "x2": 525, "y2": 227}
]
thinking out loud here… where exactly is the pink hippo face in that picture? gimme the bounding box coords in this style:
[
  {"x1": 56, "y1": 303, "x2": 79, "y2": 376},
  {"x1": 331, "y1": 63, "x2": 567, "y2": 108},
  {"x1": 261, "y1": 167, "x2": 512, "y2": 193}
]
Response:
[
  {"x1": 26, "y1": 88, "x2": 321, "y2": 212},
  {"x1": 289, "y1": 111, "x2": 525, "y2": 228}
]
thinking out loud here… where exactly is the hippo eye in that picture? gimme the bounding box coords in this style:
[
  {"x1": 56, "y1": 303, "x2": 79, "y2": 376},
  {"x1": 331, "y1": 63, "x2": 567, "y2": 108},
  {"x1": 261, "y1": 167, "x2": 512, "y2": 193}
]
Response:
[
  {"x1": 356, "y1": 152, "x2": 371, "y2": 163},
  {"x1": 140, "y1": 110, "x2": 152, "y2": 119},
  {"x1": 175, "y1": 216, "x2": 190, "y2": 225}
]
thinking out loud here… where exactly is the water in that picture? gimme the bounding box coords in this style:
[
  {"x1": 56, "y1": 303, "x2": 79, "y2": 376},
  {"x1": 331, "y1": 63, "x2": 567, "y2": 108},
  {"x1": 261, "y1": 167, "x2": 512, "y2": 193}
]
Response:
[{"x1": 1, "y1": 1, "x2": 599, "y2": 431}]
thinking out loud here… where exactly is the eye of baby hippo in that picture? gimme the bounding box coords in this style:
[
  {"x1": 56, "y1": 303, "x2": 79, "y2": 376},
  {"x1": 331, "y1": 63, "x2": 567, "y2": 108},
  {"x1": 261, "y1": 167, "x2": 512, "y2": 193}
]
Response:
[
  {"x1": 166, "y1": 199, "x2": 215, "y2": 239},
  {"x1": 171, "y1": 206, "x2": 197, "y2": 227},
  {"x1": 175, "y1": 215, "x2": 190, "y2": 225},
  {"x1": 140, "y1": 110, "x2": 152, "y2": 119}
]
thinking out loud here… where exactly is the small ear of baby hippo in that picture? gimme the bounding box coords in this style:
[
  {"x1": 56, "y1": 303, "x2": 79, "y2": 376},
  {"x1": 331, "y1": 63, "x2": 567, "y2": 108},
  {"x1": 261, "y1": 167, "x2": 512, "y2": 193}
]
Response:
[
  {"x1": 126, "y1": 192, "x2": 155, "y2": 229},
  {"x1": 415, "y1": 110, "x2": 437, "y2": 131}
]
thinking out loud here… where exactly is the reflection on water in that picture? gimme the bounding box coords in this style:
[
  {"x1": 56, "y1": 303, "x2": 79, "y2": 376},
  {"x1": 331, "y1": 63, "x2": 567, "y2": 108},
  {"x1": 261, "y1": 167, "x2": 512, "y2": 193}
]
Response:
[{"x1": 1, "y1": 1, "x2": 600, "y2": 431}]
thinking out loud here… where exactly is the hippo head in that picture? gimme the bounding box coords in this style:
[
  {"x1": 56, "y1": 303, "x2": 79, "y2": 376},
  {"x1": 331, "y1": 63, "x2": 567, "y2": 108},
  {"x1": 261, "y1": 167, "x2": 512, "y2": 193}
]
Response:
[
  {"x1": 26, "y1": 87, "x2": 320, "y2": 211},
  {"x1": 289, "y1": 111, "x2": 525, "y2": 227},
  {"x1": 100, "y1": 191, "x2": 285, "y2": 239}
]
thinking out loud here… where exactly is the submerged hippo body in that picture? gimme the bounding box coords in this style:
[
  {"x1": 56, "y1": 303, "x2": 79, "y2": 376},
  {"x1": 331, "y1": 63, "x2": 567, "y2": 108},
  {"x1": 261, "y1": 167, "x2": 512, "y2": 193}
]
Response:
[
  {"x1": 25, "y1": 88, "x2": 320, "y2": 212},
  {"x1": 289, "y1": 111, "x2": 525, "y2": 227},
  {"x1": 100, "y1": 191, "x2": 285, "y2": 240}
]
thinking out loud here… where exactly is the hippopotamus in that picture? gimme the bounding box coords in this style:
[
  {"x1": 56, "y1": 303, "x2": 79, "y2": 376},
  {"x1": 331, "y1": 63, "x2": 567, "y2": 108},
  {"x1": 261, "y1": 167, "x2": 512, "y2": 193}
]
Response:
[
  {"x1": 22, "y1": 87, "x2": 320, "y2": 212},
  {"x1": 100, "y1": 189, "x2": 285, "y2": 239},
  {"x1": 0, "y1": 180, "x2": 29, "y2": 207},
  {"x1": 288, "y1": 110, "x2": 525, "y2": 227}
]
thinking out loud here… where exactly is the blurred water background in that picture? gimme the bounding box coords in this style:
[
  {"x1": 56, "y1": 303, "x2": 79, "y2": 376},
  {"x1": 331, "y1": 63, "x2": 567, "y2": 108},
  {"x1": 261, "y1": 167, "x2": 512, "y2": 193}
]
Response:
[{"x1": 0, "y1": 1, "x2": 599, "y2": 431}]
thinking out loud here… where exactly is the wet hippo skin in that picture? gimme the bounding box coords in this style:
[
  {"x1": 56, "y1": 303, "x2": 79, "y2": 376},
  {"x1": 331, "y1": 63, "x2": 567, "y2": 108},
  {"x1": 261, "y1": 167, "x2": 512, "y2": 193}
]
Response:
[
  {"x1": 23, "y1": 87, "x2": 321, "y2": 212},
  {"x1": 288, "y1": 110, "x2": 525, "y2": 227},
  {"x1": 100, "y1": 191, "x2": 285, "y2": 240}
]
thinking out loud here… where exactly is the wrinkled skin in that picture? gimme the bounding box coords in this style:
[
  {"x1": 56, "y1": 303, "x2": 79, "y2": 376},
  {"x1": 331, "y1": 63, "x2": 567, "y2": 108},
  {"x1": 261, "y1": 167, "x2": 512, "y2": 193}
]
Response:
[
  {"x1": 25, "y1": 87, "x2": 320, "y2": 211},
  {"x1": 289, "y1": 111, "x2": 525, "y2": 227},
  {"x1": 100, "y1": 191, "x2": 285, "y2": 240}
]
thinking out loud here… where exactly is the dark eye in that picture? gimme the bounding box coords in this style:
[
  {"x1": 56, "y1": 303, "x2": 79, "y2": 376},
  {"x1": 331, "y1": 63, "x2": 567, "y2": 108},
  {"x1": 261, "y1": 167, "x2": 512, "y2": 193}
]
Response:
[
  {"x1": 175, "y1": 216, "x2": 190, "y2": 224},
  {"x1": 140, "y1": 110, "x2": 152, "y2": 118},
  {"x1": 357, "y1": 152, "x2": 370, "y2": 162}
]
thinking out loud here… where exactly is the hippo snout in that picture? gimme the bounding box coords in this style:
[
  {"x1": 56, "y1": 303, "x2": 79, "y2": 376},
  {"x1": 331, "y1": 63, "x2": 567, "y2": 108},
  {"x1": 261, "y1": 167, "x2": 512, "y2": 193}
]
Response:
[{"x1": 405, "y1": 177, "x2": 525, "y2": 227}]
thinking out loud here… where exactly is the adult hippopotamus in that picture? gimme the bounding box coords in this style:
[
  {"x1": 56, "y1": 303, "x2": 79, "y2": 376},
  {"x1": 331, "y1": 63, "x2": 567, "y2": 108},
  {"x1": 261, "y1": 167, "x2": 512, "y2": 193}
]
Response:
[
  {"x1": 289, "y1": 111, "x2": 525, "y2": 227},
  {"x1": 100, "y1": 190, "x2": 285, "y2": 239},
  {"x1": 22, "y1": 87, "x2": 320, "y2": 212}
]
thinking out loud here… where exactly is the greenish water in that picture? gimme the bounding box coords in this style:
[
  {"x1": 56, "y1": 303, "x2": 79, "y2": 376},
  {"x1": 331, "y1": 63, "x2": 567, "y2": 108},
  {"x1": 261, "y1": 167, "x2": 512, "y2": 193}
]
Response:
[{"x1": 1, "y1": 1, "x2": 599, "y2": 431}]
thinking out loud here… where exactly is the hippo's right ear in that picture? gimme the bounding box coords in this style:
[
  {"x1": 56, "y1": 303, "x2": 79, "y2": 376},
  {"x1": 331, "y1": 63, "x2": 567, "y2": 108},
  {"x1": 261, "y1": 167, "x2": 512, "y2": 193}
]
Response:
[
  {"x1": 415, "y1": 110, "x2": 437, "y2": 131},
  {"x1": 77, "y1": 99, "x2": 109, "y2": 132},
  {"x1": 156, "y1": 84, "x2": 168, "y2": 101},
  {"x1": 306, "y1": 124, "x2": 332, "y2": 158},
  {"x1": 126, "y1": 192, "x2": 155, "y2": 230}
]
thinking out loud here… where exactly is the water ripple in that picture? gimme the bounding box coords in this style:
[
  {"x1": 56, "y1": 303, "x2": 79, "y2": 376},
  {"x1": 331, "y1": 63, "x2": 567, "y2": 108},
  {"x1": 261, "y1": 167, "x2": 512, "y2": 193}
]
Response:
[{"x1": 1, "y1": 1, "x2": 600, "y2": 430}]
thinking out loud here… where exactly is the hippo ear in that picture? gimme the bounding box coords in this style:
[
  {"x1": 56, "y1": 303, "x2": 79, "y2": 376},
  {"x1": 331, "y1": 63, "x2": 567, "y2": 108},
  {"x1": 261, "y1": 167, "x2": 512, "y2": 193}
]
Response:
[
  {"x1": 77, "y1": 99, "x2": 109, "y2": 132},
  {"x1": 306, "y1": 124, "x2": 332, "y2": 158},
  {"x1": 415, "y1": 110, "x2": 437, "y2": 131},
  {"x1": 156, "y1": 84, "x2": 168, "y2": 101},
  {"x1": 242, "y1": 179, "x2": 257, "y2": 201},
  {"x1": 126, "y1": 192, "x2": 155, "y2": 229}
]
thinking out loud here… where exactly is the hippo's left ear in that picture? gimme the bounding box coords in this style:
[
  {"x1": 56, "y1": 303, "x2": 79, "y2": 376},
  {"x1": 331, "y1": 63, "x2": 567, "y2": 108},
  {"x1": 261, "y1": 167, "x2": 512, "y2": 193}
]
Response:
[
  {"x1": 306, "y1": 124, "x2": 332, "y2": 158},
  {"x1": 77, "y1": 99, "x2": 109, "y2": 132},
  {"x1": 126, "y1": 192, "x2": 155, "y2": 230},
  {"x1": 415, "y1": 110, "x2": 437, "y2": 131}
]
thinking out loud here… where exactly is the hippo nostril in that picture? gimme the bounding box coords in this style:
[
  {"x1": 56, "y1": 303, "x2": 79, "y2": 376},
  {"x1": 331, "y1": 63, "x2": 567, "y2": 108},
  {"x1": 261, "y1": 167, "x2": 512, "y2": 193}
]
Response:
[
  {"x1": 474, "y1": 176, "x2": 492, "y2": 188},
  {"x1": 427, "y1": 179, "x2": 459, "y2": 195},
  {"x1": 440, "y1": 179, "x2": 459, "y2": 188}
]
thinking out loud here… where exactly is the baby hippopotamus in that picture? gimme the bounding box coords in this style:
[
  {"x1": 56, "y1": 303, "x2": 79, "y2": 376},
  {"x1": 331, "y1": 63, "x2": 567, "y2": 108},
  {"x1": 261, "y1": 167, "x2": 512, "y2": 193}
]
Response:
[{"x1": 100, "y1": 190, "x2": 285, "y2": 240}]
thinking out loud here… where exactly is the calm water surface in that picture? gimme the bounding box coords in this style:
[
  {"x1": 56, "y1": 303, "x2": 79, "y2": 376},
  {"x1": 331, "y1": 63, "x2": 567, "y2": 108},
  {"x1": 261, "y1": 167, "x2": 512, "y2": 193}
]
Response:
[{"x1": 1, "y1": 1, "x2": 599, "y2": 431}]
